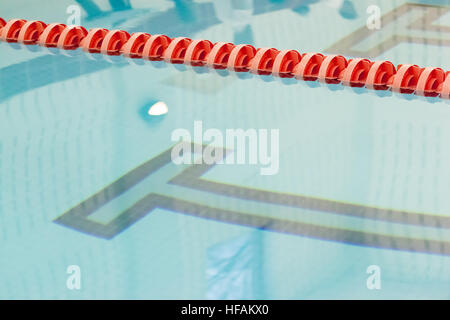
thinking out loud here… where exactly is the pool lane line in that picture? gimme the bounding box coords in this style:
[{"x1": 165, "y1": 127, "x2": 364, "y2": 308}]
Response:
[
  {"x1": 0, "y1": 17, "x2": 449, "y2": 100},
  {"x1": 54, "y1": 142, "x2": 450, "y2": 257}
]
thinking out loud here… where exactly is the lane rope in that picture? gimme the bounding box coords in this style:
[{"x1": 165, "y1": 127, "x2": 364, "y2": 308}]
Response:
[{"x1": 1, "y1": 17, "x2": 449, "y2": 100}]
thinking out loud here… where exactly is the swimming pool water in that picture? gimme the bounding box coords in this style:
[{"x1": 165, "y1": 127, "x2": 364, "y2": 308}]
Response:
[{"x1": 1, "y1": 0, "x2": 450, "y2": 299}]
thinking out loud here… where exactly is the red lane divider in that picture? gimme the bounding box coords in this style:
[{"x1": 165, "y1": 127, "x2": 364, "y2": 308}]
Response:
[{"x1": 0, "y1": 17, "x2": 449, "y2": 100}]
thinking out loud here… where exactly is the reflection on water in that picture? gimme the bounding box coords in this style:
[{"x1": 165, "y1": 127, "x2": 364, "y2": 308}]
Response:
[
  {"x1": 1, "y1": 0, "x2": 450, "y2": 300},
  {"x1": 207, "y1": 231, "x2": 264, "y2": 299},
  {"x1": 75, "y1": 0, "x2": 132, "y2": 18},
  {"x1": 73, "y1": 0, "x2": 358, "y2": 31}
]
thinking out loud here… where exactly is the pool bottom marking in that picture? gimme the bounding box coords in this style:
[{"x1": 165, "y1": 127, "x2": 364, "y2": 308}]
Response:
[
  {"x1": 326, "y1": 3, "x2": 450, "y2": 58},
  {"x1": 54, "y1": 142, "x2": 450, "y2": 256}
]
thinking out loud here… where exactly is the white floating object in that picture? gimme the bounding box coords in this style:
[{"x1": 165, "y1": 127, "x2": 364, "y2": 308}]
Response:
[{"x1": 148, "y1": 101, "x2": 168, "y2": 116}]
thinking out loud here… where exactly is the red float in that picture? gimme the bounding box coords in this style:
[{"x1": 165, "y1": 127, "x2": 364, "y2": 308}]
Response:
[
  {"x1": 0, "y1": 19, "x2": 26, "y2": 42},
  {"x1": 100, "y1": 29, "x2": 130, "y2": 55},
  {"x1": 184, "y1": 39, "x2": 213, "y2": 66},
  {"x1": 57, "y1": 25, "x2": 87, "y2": 50},
  {"x1": 390, "y1": 64, "x2": 423, "y2": 94},
  {"x1": 17, "y1": 20, "x2": 47, "y2": 44},
  {"x1": 121, "y1": 32, "x2": 151, "y2": 58},
  {"x1": 37, "y1": 23, "x2": 66, "y2": 47},
  {"x1": 365, "y1": 61, "x2": 396, "y2": 91},
  {"x1": 415, "y1": 67, "x2": 445, "y2": 97},
  {"x1": 163, "y1": 37, "x2": 192, "y2": 64},
  {"x1": 317, "y1": 55, "x2": 347, "y2": 84},
  {"x1": 142, "y1": 34, "x2": 171, "y2": 61},
  {"x1": 249, "y1": 48, "x2": 280, "y2": 75},
  {"x1": 293, "y1": 53, "x2": 324, "y2": 81},
  {"x1": 340, "y1": 58, "x2": 372, "y2": 87},
  {"x1": 205, "y1": 42, "x2": 234, "y2": 69},
  {"x1": 272, "y1": 50, "x2": 301, "y2": 78},
  {"x1": 80, "y1": 28, "x2": 108, "y2": 53},
  {"x1": 227, "y1": 44, "x2": 256, "y2": 72}
]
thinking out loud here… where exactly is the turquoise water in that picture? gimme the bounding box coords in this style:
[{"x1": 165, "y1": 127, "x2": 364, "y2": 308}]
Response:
[{"x1": 1, "y1": 0, "x2": 450, "y2": 299}]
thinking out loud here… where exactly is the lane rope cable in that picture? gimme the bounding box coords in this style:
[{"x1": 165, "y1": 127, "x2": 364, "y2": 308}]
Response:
[{"x1": 0, "y1": 17, "x2": 449, "y2": 100}]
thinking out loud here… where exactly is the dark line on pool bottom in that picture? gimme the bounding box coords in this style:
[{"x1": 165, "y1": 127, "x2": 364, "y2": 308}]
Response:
[
  {"x1": 58, "y1": 142, "x2": 450, "y2": 231},
  {"x1": 55, "y1": 193, "x2": 450, "y2": 256},
  {"x1": 169, "y1": 162, "x2": 450, "y2": 229},
  {"x1": 53, "y1": 143, "x2": 450, "y2": 255}
]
